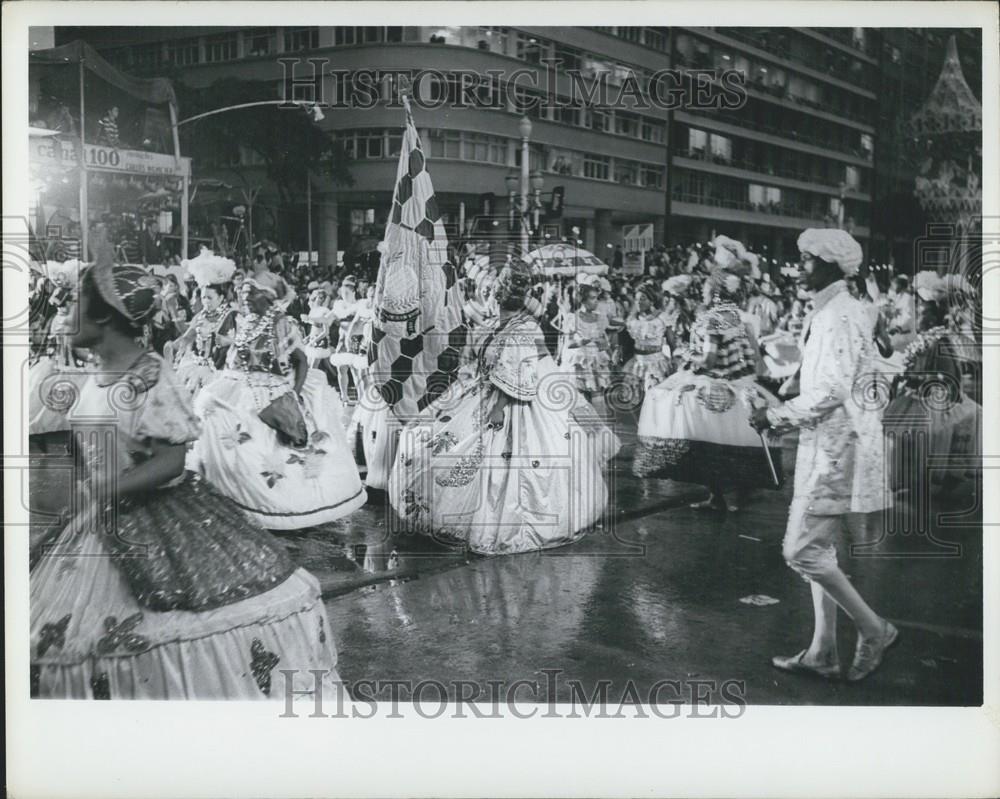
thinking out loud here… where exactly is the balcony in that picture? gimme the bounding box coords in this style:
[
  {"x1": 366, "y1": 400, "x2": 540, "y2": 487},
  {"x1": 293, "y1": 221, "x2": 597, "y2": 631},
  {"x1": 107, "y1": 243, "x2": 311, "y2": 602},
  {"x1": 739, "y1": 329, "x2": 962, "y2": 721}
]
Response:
[
  {"x1": 677, "y1": 108, "x2": 874, "y2": 164},
  {"x1": 670, "y1": 189, "x2": 870, "y2": 237},
  {"x1": 675, "y1": 149, "x2": 870, "y2": 198}
]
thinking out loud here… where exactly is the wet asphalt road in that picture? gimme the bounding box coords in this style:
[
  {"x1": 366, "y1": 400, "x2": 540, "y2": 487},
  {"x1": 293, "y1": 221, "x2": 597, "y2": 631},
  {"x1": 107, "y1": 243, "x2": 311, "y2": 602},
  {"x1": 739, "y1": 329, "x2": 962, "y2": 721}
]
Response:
[{"x1": 28, "y1": 418, "x2": 983, "y2": 706}]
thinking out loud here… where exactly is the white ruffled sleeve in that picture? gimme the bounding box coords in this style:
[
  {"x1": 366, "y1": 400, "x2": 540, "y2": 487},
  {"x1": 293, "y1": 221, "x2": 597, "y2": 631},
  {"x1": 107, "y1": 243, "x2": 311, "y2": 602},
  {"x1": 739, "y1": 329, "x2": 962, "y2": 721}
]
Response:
[{"x1": 489, "y1": 331, "x2": 541, "y2": 401}]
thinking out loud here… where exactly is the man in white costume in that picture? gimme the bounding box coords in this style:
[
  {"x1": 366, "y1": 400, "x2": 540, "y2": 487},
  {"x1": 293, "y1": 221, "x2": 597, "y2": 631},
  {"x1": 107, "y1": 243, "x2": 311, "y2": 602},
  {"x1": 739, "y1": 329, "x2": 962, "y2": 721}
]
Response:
[{"x1": 752, "y1": 228, "x2": 897, "y2": 682}]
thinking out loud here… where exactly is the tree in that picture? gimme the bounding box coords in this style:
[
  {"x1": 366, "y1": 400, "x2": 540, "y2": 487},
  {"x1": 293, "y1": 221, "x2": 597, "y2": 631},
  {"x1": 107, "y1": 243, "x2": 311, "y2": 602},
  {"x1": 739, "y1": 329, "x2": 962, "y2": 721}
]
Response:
[{"x1": 175, "y1": 77, "x2": 353, "y2": 243}]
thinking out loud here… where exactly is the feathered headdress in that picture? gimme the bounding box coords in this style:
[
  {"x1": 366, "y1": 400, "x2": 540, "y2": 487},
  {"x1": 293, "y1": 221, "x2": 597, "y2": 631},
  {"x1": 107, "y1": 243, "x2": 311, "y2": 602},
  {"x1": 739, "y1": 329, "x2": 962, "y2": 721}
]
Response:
[{"x1": 184, "y1": 248, "x2": 236, "y2": 289}]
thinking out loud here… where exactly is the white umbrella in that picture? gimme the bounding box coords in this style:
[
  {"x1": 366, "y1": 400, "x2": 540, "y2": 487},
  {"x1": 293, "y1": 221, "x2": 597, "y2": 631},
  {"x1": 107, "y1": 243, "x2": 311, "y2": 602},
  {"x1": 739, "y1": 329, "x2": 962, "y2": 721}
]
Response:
[{"x1": 526, "y1": 243, "x2": 609, "y2": 277}]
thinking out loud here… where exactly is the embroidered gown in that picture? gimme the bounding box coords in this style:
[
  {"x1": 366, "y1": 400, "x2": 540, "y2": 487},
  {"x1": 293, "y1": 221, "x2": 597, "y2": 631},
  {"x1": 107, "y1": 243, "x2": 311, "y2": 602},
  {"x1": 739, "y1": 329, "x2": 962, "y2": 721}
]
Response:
[
  {"x1": 191, "y1": 311, "x2": 366, "y2": 529},
  {"x1": 883, "y1": 327, "x2": 981, "y2": 490},
  {"x1": 171, "y1": 305, "x2": 237, "y2": 397},
  {"x1": 30, "y1": 353, "x2": 342, "y2": 699},
  {"x1": 389, "y1": 312, "x2": 621, "y2": 555},
  {"x1": 633, "y1": 302, "x2": 783, "y2": 488},
  {"x1": 29, "y1": 298, "x2": 91, "y2": 436},
  {"x1": 559, "y1": 310, "x2": 613, "y2": 393},
  {"x1": 622, "y1": 313, "x2": 672, "y2": 392}
]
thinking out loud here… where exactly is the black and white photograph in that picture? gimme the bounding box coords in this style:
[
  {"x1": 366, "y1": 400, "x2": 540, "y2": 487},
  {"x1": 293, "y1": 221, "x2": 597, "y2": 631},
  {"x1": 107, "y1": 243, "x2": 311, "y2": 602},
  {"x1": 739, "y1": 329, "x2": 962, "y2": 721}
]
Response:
[{"x1": 5, "y1": 2, "x2": 999, "y2": 797}]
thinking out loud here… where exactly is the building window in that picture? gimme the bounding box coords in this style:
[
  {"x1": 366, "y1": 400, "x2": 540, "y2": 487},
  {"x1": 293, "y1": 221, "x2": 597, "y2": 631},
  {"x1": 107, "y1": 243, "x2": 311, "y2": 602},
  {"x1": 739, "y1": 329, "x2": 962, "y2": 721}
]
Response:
[
  {"x1": 709, "y1": 134, "x2": 732, "y2": 163},
  {"x1": 614, "y1": 111, "x2": 639, "y2": 138},
  {"x1": 640, "y1": 163, "x2": 664, "y2": 189},
  {"x1": 614, "y1": 158, "x2": 639, "y2": 185},
  {"x1": 643, "y1": 28, "x2": 667, "y2": 52},
  {"x1": 515, "y1": 32, "x2": 551, "y2": 64},
  {"x1": 205, "y1": 34, "x2": 238, "y2": 63},
  {"x1": 860, "y1": 133, "x2": 874, "y2": 159},
  {"x1": 350, "y1": 208, "x2": 376, "y2": 234},
  {"x1": 466, "y1": 133, "x2": 507, "y2": 165},
  {"x1": 245, "y1": 28, "x2": 275, "y2": 57},
  {"x1": 554, "y1": 43, "x2": 582, "y2": 72},
  {"x1": 166, "y1": 38, "x2": 200, "y2": 66},
  {"x1": 477, "y1": 27, "x2": 509, "y2": 55},
  {"x1": 688, "y1": 128, "x2": 708, "y2": 154},
  {"x1": 641, "y1": 117, "x2": 665, "y2": 143},
  {"x1": 555, "y1": 104, "x2": 578, "y2": 126},
  {"x1": 584, "y1": 109, "x2": 611, "y2": 132},
  {"x1": 583, "y1": 154, "x2": 610, "y2": 181},
  {"x1": 334, "y1": 27, "x2": 361, "y2": 46},
  {"x1": 845, "y1": 165, "x2": 860, "y2": 189},
  {"x1": 429, "y1": 130, "x2": 461, "y2": 159},
  {"x1": 284, "y1": 27, "x2": 319, "y2": 52}
]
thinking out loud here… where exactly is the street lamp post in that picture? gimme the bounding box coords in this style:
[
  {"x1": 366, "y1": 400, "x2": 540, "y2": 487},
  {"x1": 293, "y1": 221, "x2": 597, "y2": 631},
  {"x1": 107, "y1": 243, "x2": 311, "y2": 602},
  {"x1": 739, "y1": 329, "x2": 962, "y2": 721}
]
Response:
[{"x1": 519, "y1": 116, "x2": 532, "y2": 253}]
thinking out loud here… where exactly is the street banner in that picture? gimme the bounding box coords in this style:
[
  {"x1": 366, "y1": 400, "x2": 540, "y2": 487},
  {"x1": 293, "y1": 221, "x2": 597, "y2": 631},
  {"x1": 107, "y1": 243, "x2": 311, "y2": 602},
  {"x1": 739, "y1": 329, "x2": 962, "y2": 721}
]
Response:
[
  {"x1": 32, "y1": 137, "x2": 191, "y2": 177},
  {"x1": 370, "y1": 95, "x2": 465, "y2": 422}
]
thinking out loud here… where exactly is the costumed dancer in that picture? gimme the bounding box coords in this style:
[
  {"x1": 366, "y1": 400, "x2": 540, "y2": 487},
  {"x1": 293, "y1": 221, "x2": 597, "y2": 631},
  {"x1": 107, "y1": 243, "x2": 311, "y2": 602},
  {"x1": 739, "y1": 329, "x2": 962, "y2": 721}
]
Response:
[
  {"x1": 345, "y1": 283, "x2": 395, "y2": 491},
  {"x1": 620, "y1": 280, "x2": 672, "y2": 406},
  {"x1": 329, "y1": 276, "x2": 365, "y2": 405},
  {"x1": 169, "y1": 249, "x2": 238, "y2": 398},
  {"x1": 752, "y1": 228, "x2": 896, "y2": 682},
  {"x1": 883, "y1": 274, "x2": 981, "y2": 497},
  {"x1": 29, "y1": 260, "x2": 91, "y2": 439},
  {"x1": 559, "y1": 277, "x2": 613, "y2": 402},
  {"x1": 30, "y1": 242, "x2": 342, "y2": 700},
  {"x1": 633, "y1": 236, "x2": 782, "y2": 512},
  {"x1": 299, "y1": 285, "x2": 343, "y2": 389},
  {"x1": 191, "y1": 279, "x2": 366, "y2": 530},
  {"x1": 389, "y1": 259, "x2": 621, "y2": 555}
]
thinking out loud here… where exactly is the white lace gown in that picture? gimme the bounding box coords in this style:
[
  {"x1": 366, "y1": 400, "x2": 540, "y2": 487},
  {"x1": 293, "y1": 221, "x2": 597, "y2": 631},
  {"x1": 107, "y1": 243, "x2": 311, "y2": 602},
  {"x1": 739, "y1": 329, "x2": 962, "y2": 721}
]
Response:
[
  {"x1": 389, "y1": 313, "x2": 620, "y2": 555},
  {"x1": 191, "y1": 312, "x2": 366, "y2": 530}
]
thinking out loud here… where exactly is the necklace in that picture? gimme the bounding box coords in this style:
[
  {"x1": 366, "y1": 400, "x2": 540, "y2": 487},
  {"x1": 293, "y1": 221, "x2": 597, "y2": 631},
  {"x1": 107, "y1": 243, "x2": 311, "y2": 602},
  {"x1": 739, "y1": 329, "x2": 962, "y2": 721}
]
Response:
[
  {"x1": 234, "y1": 307, "x2": 278, "y2": 372},
  {"x1": 902, "y1": 326, "x2": 948, "y2": 372}
]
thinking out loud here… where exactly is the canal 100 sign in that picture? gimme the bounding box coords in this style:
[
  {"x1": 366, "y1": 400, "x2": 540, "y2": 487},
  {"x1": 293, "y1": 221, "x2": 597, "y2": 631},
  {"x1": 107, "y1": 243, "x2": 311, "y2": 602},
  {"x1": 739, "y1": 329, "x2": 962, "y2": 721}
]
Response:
[{"x1": 32, "y1": 138, "x2": 191, "y2": 177}]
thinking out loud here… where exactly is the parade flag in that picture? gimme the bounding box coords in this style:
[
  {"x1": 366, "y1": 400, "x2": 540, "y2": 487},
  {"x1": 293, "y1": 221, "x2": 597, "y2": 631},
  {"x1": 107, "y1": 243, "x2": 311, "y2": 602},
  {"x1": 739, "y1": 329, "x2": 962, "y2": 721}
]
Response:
[{"x1": 369, "y1": 95, "x2": 465, "y2": 422}]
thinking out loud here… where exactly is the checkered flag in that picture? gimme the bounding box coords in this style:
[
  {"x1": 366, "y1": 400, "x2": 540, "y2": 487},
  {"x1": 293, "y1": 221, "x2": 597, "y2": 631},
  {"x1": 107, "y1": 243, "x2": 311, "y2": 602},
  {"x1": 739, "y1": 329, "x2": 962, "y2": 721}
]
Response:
[{"x1": 369, "y1": 96, "x2": 465, "y2": 423}]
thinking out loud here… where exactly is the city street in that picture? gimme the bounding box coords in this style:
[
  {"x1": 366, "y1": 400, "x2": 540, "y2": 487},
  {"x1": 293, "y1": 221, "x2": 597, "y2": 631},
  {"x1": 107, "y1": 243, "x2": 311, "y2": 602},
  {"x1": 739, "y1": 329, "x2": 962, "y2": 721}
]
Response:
[{"x1": 29, "y1": 417, "x2": 983, "y2": 707}]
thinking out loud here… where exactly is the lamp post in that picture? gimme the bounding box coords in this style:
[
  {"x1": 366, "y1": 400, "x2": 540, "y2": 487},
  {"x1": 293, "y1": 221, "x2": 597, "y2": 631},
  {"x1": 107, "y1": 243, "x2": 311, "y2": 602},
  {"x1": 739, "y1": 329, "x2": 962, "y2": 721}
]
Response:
[
  {"x1": 530, "y1": 169, "x2": 544, "y2": 241},
  {"x1": 518, "y1": 116, "x2": 532, "y2": 253}
]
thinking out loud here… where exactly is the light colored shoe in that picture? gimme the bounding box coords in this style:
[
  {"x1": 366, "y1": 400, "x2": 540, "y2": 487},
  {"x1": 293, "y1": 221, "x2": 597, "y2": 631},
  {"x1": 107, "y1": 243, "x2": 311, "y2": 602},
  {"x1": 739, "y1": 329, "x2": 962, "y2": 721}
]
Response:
[
  {"x1": 771, "y1": 650, "x2": 841, "y2": 680},
  {"x1": 847, "y1": 620, "x2": 899, "y2": 682}
]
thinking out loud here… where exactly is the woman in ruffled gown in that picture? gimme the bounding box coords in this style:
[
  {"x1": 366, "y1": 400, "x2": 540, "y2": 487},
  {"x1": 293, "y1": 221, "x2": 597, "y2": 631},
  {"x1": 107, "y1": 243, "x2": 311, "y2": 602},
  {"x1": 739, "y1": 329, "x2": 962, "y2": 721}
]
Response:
[
  {"x1": 621, "y1": 281, "x2": 672, "y2": 405},
  {"x1": 345, "y1": 284, "x2": 397, "y2": 491},
  {"x1": 30, "y1": 253, "x2": 342, "y2": 700},
  {"x1": 29, "y1": 264, "x2": 91, "y2": 438},
  {"x1": 389, "y1": 260, "x2": 620, "y2": 555},
  {"x1": 633, "y1": 263, "x2": 783, "y2": 512},
  {"x1": 328, "y1": 276, "x2": 361, "y2": 405},
  {"x1": 559, "y1": 283, "x2": 613, "y2": 401},
  {"x1": 169, "y1": 252, "x2": 238, "y2": 398},
  {"x1": 191, "y1": 279, "x2": 366, "y2": 530},
  {"x1": 883, "y1": 294, "x2": 981, "y2": 496}
]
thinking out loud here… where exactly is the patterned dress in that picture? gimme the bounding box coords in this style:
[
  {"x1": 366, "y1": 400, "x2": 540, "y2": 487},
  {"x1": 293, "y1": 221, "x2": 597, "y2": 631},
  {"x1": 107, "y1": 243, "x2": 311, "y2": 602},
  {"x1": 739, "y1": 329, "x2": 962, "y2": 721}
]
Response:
[
  {"x1": 622, "y1": 313, "x2": 672, "y2": 392},
  {"x1": 172, "y1": 305, "x2": 237, "y2": 397},
  {"x1": 191, "y1": 310, "x2": 366, "y2": 529},
  {"x1": 560, "y1": 310, "x2": 613, "y2": 393},
  {"x1": 30, "y1": 353, "x2": 342, "y2": 699},
  {"x1": 883, "y1": 327, "x2": 981, "y2": 490},
  {"x1": 389, "y1": 312, "x2": 620, "y2": 555},
  {"x1": 29, "y1": 298, "x2": 91, "y2": 436},
  {"x1": 633, "y1": 301, "x2": 782, "y2": 488}
]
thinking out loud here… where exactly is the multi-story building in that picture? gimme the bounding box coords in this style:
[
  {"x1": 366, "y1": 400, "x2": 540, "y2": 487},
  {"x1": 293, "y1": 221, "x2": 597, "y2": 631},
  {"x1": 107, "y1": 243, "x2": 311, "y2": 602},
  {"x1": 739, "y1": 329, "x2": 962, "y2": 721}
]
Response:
[{"x1": 52, "y1": 26, "x2": 974, "y2": 268}]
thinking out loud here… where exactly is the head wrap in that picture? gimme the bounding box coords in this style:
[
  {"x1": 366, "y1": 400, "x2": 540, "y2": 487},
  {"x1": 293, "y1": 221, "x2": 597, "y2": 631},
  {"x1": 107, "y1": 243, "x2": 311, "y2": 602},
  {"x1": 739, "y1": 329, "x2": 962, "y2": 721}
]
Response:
[
  {"x1": 914, "y1": 270, "x2": 945, "y2": 303},
  {"x1": 637, "y1": 281, "x2": 660, "y2": 304},
  {"x1": 494, "y1": 258, "x2": 539, "y2": 310},
  {"x1": 797, "y1": 229, "x2": 863, "y2": 276},
  {"x1": 184, "y1": 248, "x2": 236, "y2": 289},
  {"x1": 341, "y1": 274, "x2": 357, "y2": 288}
]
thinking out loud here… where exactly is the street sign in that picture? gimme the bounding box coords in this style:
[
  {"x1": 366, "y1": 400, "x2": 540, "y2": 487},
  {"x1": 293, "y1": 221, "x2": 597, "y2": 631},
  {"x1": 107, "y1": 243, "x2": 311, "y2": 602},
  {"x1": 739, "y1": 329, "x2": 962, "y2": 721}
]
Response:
[
  {"x1": 622, "y1": 223, "x2": 654, "y2": 252},
  {"x1": 32, "y1": 138, "x2": 192, "y2": 177}
]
